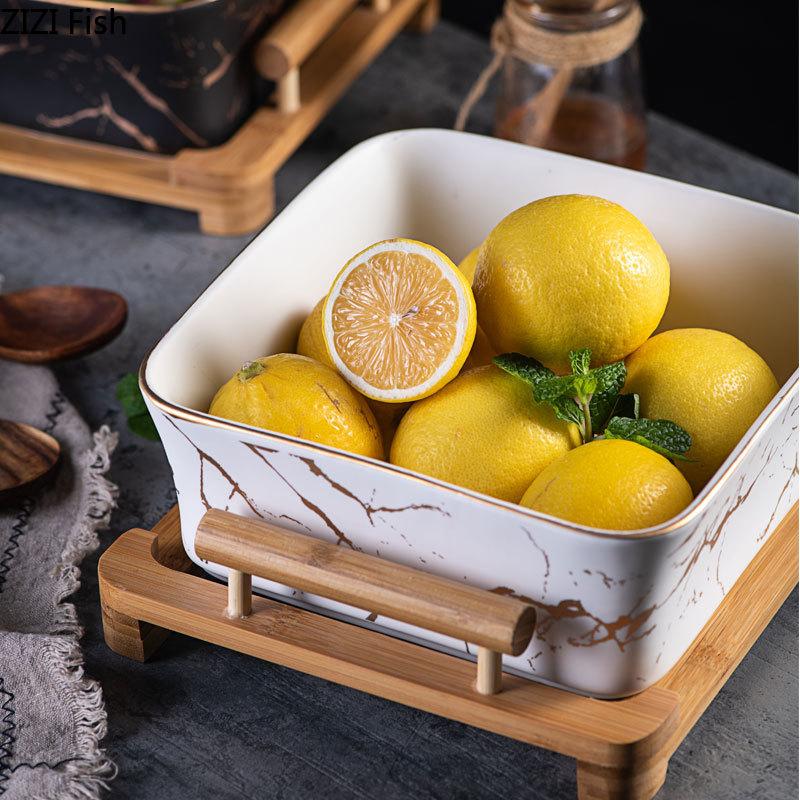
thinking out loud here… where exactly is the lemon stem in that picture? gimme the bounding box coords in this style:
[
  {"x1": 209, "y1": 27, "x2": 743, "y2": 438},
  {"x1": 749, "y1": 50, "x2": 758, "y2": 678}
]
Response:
[
  {"x1": 572, "y1": 375, "x2": 596, "y2": 444},
  {"x1": 237, "y1": 360, "x2": 266, "y2": 382},
  {"x1": 580, "y1": 397, "x2": 593, "y2": 442}
]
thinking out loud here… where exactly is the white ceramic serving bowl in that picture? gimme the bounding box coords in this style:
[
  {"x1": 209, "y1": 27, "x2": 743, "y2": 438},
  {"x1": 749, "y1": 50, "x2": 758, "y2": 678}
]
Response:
[{"x1": 142, "y1": 130, "x2": 798, "y2": 698}]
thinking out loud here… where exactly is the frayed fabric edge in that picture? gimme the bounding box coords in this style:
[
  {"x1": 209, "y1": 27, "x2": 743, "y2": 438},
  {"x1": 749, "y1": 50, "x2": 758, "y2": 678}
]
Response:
[
  {"x1": 47, "y1": 426, "x2": 120, "y2": 797},
  {"x1": 52, "y1": 427, "x2": 119, "y2": 638},
  {"x1": 40, "y1": 637, "x2": 118, "y2": 799}
]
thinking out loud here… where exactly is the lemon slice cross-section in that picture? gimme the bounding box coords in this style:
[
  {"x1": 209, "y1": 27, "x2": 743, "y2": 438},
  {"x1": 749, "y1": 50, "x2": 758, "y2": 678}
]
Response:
[{"x1": 323, "y1": 239, "x2": 477, "y2": 403}]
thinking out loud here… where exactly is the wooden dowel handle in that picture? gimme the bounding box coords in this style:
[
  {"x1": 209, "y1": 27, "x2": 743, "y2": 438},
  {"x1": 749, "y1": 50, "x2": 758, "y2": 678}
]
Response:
[
  {"x1": 254, "y1": 0, "x2": 359, "y2": 80},
  {"x1": 196, "y1": 509, "x2": 536, "y2": 656}
]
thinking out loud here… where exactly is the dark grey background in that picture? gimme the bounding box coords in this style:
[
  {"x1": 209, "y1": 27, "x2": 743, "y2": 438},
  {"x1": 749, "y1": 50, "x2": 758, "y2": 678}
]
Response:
[{"x1": 0, "y1": 18, "x2": 797, "y2": 800}]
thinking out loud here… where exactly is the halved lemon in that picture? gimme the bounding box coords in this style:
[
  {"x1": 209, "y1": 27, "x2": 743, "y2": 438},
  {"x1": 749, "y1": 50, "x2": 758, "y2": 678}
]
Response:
[{"x1": 323, "y1": 239, "x2": 477, "y2": 402}]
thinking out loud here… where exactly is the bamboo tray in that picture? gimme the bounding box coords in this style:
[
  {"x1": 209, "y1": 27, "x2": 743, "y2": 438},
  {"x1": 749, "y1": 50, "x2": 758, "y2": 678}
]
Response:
[
  {"x1": 98, "y1": 502, "x2": 798, "y2": 800},
  {"x1": 0, "y1": 0, "x2": 437, "y2": 236}
]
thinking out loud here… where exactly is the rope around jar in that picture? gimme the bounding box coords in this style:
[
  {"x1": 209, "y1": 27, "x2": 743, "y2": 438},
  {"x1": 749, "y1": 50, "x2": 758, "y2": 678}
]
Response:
[{"x1": 454, "y1": 1, "x2": 643, "y2": 133}]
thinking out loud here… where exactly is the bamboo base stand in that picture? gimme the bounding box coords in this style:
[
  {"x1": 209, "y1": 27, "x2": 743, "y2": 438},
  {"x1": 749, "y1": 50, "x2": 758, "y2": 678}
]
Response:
[
  {"x1": 0, "y1": 0, "x2": 437, "y2": 236},
  {"x1": 99, "y1": 503, "x2": 798, "y2": 800}
]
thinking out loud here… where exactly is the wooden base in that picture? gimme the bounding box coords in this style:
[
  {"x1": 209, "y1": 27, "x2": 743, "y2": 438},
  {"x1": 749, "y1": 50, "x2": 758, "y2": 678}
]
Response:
[
  {"x1": 0, "y1": 0, "x2": 437, "y2": 236},
  {"x1": 98, "y1": 504, "x2": 798, "y2": 800}
]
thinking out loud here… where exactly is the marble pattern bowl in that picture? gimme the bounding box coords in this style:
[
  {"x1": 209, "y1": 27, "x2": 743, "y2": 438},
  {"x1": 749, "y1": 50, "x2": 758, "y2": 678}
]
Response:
[
  {"x1": 0, "y1": 0, "x2": 287, "y2": 153},
  {"x1": 142, "y1": 130, "x2": 798, "y2": 698}
]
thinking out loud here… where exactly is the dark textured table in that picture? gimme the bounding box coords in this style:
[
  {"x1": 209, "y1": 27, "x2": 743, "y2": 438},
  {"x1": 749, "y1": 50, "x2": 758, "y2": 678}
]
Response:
[{"x1": 1, "y1": 20, "x2": 797, "y2": 800}]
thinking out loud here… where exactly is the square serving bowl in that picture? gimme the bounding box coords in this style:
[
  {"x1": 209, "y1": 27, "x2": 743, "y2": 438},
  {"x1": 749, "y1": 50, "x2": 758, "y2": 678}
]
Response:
[{"x1": 142, "y1": 130, "x2": 798, "y2": 698}]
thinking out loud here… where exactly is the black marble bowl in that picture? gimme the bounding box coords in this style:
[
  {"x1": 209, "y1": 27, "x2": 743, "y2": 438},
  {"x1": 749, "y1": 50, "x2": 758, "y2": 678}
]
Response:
[{"x1": 0, "y1": 0, "x2": 288, "y2": 153}]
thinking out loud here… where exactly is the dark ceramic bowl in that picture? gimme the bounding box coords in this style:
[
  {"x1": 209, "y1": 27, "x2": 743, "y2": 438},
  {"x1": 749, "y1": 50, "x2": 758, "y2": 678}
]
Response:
[{"x1": 0, "y1": 0, "x2": 288, "y2": 153}]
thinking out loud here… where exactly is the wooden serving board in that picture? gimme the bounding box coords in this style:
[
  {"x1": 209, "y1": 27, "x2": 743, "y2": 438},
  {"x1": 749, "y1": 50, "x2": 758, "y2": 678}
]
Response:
[
  {"x1": 98, "y1": 503, "x2": 797, "y2": 799},
  {"x1": 0, "y1": 0, "x2": 438, "y2": 236}
]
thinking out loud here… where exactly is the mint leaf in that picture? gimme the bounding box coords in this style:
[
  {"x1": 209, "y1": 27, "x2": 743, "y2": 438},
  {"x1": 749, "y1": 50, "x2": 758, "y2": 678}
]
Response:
[
  {"x1": 116, "y1": 373, "x2": 160, "y2": 442},
  {"x1": 116, "y1": 373, "x2": 147, "y2": 418},
  {"x1": 588, "y1": 360, "x2": 627, "y2": 432},
  {"x1": 611, "y1": 393, "x2": 640, "y2": 420},
  {"x1": 592, "y1": 360, "x2": 626, "y2": 399},
  {"x1": 550, "y1": 396, "x2": 584, "y2": 426},
  {"x1": 495, "y1": 359, "x2": 588, "y2": 431},
  {"x1": 573, "y1": 374, "x2": 597, "y2": 403},
  {"x1": 604, "y1": 417, "x2": 692, "y2": 461},
  {"x1": 493, "y1": 353, "x2": 553, "y2": 387},
  {"x1": 127, "y1": 412, "x2": 161, "y2": 441},
  {"x1": 532, "y1": 374, "x2": 578, "y2": 404},
  {"x1": 532, "y1": 374, "x2": 589, "y2": 435},
  {"x1": 569, "y1": 349, "x2": 591, "y2": 375}
]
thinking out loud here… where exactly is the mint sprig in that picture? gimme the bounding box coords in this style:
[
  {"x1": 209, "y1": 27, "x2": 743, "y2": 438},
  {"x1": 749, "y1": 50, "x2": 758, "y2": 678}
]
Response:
[
  {"x1": 116, "y1": 373, "x2": 160, "y2": 442},
  {"x1": 493, "y1": 348, "x2": 692, "y2": 461},
  {"x1": 494, "y1": 348, "x2": 624, "y2": 443},
  {"x1": 604, "y1": 417, "x2": 693, "y2": 461}
]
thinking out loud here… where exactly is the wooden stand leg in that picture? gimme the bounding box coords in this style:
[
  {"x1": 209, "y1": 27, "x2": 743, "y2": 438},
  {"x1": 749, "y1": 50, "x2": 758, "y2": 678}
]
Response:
[
  {"x1": 226, "y1": 569, "x2": 252, "y2": 618},
  {"x1": 476, "y1": 647, "x2": 502, "y2": 695},
  {"x1": 406, "y1": 0, "x2": 439, "y2": 33},
  {"x1": 197, "y1": 178, "x2": 276, "y2": 236},
  {"x1": 102, "y1": 604, "x2": 170, "y2": 663},
  {"x1": 576, "y1": 754, "x2": 669, "y2": 800},
  {"x1": 277, "y1": 67, "x2": 302, "y2": 114},
  {"x1": 368, "y1": 0, "x2": 392, "y2": 13}
]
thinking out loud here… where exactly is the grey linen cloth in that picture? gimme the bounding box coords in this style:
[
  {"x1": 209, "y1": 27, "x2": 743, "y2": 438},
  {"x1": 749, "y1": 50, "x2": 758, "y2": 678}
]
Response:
[{"x1": 0, "y1": 361, "x2": 118, "y2": 799}]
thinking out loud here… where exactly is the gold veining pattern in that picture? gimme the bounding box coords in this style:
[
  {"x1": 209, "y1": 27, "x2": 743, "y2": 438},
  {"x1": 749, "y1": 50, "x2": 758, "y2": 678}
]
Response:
[
  {"x1": 37, "y1": 93, "x2": 159, "y2": 151},
  {"x1": 155, "y1": 388, "x2": 797, "y2": 686}
]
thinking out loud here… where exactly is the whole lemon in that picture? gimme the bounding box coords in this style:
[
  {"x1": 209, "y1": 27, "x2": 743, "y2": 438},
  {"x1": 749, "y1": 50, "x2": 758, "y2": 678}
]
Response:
[
  {"x1": 458, "y1": 245, "x2": 497, "y2": 369},
  {"x1": 296, "y1": 297, "x2": 408, "y2": 450},
  {"x1": 473, "y1": 195, "x2": 670, "y2": 372},
  {"x1": 367, "y1": 400, "x2": 409, "y2": 454},
  {"x1": 624, "y1": 328, "x2": 779, "y2": 492},
  {"x1": 458, "y1": 245, "x2": 481, "y2": 283},
  {"x1": 208, "y1": 354, "x2": 383, "y2": 459},
  {"x1": 462, "y1": 324, "x2": 496, "y2": 370},
  {"x1": 520, "y1": 439, "x2": 693, "y2": 531},
  {"x1": 390, "y1": 365, "x2": 579, "y2": 503},
  {"x1": 296, "y1": 297, "x2": 332, "y2": 367}
]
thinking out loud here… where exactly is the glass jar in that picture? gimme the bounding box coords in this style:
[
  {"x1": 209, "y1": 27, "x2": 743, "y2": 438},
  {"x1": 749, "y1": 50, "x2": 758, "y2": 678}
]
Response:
[{"x1": 495, "y1": 0, "x2": 647, "y2": 170}]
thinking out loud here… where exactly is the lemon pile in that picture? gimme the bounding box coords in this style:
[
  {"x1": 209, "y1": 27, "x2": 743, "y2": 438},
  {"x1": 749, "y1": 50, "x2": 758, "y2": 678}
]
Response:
[{"x1": 207, "y1": 194, "x2": 779, "y2": 532}]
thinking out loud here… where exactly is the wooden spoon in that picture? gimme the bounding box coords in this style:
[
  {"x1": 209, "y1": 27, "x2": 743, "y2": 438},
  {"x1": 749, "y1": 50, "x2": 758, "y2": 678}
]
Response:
[
  {"x1": 0, "y1": 286, "x2": 127, "y2": 363},
  {"x1": 0, "y1": 419, "x2": 60, "y2": 503}
]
